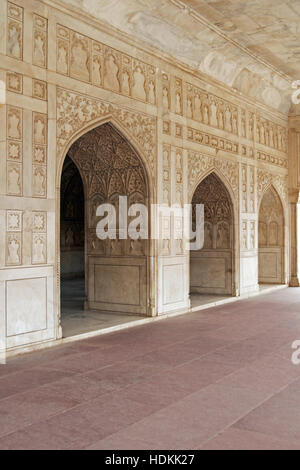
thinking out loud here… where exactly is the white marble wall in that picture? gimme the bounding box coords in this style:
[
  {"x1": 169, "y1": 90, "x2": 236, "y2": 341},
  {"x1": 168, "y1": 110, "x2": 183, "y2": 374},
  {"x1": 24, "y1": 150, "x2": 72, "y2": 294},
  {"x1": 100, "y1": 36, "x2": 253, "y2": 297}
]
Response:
[{"x1": 0, "y1": 0, "x2": 291, "y2": 354}]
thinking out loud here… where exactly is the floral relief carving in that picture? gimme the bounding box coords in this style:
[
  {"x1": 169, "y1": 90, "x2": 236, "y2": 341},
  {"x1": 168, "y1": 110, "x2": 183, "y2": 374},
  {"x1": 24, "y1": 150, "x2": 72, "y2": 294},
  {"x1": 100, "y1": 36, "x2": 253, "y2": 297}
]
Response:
[
  {"x1": 57, "y1": 88, "x2": 157, "y2": 177},
  {"x1": 6, "y1": 233, "x2": 21, "y2": 266},
  {"x1": 257, "y1": 169, "x2": 288, "y2": 206},
  {"x1": 7, "y1": 72, "x2": 22, "y2": 93},
  {"x1": 33, "y1": 79, "x2": 47, "y2": 101},
  {"x1": 188, "y1": 151, "x2": 238, "y2": 201}
]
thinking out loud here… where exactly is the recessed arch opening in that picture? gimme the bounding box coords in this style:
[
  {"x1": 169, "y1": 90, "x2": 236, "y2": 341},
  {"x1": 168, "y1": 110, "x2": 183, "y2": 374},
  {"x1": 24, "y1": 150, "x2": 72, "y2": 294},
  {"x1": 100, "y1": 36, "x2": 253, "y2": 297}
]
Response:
[
  {"x1": 189, "y1": 171, "x2": 235, "y2": 307},
  {"x1": 258, "y1": 185, "x2": 285, "y2": 285},
  {"x1": 59, "y1": 122, "x2": 151, "y2": 337}
]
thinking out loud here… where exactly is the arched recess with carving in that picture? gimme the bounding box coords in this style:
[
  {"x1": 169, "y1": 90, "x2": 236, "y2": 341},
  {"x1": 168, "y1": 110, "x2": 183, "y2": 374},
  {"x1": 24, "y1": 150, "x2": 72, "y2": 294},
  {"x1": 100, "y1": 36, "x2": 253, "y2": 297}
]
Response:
[
  {"x1": 190, "y1": 170, "x2": 236, "y2": 296},
  {"x1": 258, "y1": 185, "x2": 285, "y2": 284},
  {"x1": 56, "y1": 118, "x2": 154, "y2": 336}
]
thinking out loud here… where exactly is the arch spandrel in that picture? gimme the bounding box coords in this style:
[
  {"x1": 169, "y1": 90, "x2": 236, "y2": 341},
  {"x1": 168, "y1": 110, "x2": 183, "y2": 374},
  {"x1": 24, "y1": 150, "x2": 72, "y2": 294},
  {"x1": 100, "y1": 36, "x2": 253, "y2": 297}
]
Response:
[{"x1": 56, "y1": 87, "x2": 157, "y2": 201}]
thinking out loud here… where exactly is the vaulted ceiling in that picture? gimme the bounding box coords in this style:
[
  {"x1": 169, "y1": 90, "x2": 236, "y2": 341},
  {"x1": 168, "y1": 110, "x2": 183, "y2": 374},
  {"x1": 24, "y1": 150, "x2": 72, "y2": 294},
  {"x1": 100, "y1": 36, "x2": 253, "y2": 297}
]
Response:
[{"x1": 57, "y1": 0, "x2": 300, "y2": 114}]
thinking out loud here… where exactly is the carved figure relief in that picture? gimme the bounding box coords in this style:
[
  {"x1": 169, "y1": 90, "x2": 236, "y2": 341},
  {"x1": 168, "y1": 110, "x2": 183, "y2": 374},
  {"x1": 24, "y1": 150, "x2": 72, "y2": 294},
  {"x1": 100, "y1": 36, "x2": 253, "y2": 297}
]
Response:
[
  {"x1": 34, "y1": 116, "x2": 46, "y2": 144},
  {"x1": 7, "y1": 234, "x2": 21, "y2": 265},
  {"x1": 70, "y1": 36, "x2": 90, "y2": 82},
  {"x1": 132, "y1": 66, "x2": 146, "y2": 101},
  {"x1": 163, "y1": 87, "x2": 169, "y2": 110},
  {"x1": 33, "y1": 166, "x2": 46, "y2": 197},
  {"x1": 32, "y1": 234, "x2": 46, "y2": 264},
  {"x1": 8, "y1": 107, "x2": 22, "y2": 140},
  {"x1": 7, "y1": 163, "x2": 21, "y2": 195},
  {"x1": 33, "y1": 79, "x2": 47, "y2": 100},
  {"x1": 122, "y1": 70, "x2": 130, "y2": 95},
  {"x1": 57, "y1": 42, "x2": 68, "y2": 75},
  {"x1": 33, "y1": 31, "x2": 46, "y2": 67},
  {"x1": 93, "y1": 56, "x2": 102, "y2": 86},
  {"x1": 7, "y1": 21, "x2": 22, "y2": 59},
  {"x1": 104, "y1": 54, "x2": 120, "y2": 92}
]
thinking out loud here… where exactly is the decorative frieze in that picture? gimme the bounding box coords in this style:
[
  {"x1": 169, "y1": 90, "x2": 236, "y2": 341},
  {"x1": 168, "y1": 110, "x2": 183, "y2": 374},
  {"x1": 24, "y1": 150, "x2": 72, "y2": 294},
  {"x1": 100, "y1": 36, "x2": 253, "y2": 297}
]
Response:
[{"x1": 56, "y1": 24, "x2": 157, "y2": 105}]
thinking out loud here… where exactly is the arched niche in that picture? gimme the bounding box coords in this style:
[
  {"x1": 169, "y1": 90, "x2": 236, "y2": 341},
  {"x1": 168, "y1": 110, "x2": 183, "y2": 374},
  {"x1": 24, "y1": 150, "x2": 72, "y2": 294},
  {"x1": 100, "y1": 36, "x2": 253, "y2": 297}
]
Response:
[
  {"x1": 59, "y1": 122, "x2": 150, "y2": 322},
  {"x1": 190, "y1": 172, "x2": 234, "y2": 295},
  {"x1": 258, "y1": 186, "x2": 284, "y2": 284}
]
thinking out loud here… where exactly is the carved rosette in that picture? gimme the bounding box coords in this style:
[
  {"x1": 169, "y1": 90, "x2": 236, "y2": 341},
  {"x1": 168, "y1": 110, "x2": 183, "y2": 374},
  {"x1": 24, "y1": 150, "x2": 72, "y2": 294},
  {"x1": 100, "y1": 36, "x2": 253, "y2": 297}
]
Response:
[
  {"x1": 56, "y1": 87, "x2": 157, "y2": 178},
  {"x1": 188, "y1": 151, "x2": 238, "y2": 201}
]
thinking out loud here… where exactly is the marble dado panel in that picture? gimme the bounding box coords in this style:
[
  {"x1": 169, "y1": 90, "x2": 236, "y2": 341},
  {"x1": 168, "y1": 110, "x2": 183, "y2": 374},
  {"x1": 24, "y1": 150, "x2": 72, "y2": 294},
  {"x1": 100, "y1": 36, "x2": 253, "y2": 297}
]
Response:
[
  {"x1": 56, "y1": 87, "x2": 157, "y2": 178},
  {"x1": 180, "y1": 81, "x2": 287, "y2": 155},
  {"x1": 56, "y1": 24, "x2": 157, "y2": 105}
]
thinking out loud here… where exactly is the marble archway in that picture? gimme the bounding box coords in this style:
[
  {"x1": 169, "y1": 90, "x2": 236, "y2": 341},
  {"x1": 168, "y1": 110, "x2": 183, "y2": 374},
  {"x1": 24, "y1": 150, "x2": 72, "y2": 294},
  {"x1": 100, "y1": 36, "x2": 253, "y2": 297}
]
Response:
[
  {"x1": 258, "y1": 186, "x2": 285, "y2": 284},
  {"x1": 59, "y1": 122, "x2": 150, "y2": 327},
  {"x1": 190, "y1": 172, "x2": 234, "y2": 295}
]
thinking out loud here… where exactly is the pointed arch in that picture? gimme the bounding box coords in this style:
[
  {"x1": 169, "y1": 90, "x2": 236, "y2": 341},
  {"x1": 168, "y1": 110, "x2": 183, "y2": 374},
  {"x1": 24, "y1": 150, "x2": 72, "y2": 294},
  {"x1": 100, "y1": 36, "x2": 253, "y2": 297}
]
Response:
[
  {"x1": 190, "y1": 170, "x2": 236, "y2": 296},
  {"x1": 56, "y1": 116, "x2": 155, "y2": 203},
  {"x1": 258, "y1": 184, "x2": 285, "y2": 284},
  {"x1": 189, "y1": 166, "x2": 238, "y2": 222},
  {"x1": 56, "y1": 119, "x2": 153, "y2": 338}
]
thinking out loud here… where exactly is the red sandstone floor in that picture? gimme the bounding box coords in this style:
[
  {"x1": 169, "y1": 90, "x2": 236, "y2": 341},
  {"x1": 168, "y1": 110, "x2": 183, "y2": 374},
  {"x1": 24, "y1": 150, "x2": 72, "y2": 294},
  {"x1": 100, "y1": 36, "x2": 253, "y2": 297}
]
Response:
[{"x1": 1, "y1": 288, "x2": 300, "y2": 450}]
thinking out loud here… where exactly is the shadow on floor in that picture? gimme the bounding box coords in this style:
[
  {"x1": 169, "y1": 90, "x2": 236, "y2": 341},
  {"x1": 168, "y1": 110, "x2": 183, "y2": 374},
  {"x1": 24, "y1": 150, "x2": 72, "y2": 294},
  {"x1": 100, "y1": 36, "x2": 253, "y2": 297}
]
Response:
[{"x1": 61, "y1": 278, "x2": 142, "y2": 338}]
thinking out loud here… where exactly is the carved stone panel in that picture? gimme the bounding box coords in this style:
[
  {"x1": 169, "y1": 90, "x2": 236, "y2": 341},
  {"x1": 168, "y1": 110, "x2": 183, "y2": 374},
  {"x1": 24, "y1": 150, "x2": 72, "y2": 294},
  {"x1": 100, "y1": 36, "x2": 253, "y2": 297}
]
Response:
[
  {"x1": 32, "y1": 113, "x2": 47, "y2": 197},
  {"x1": 7, "y1": 72, "x2": 22, "y2": 94},
  {"x1": 33, "y1": 14, "x2": 47, "y2": 68},
  {"x1": 33, "y1": 79, "x2": 47, "y2": 101},
  {"x1": 7, "y1": 2, "x2": 23, "y2": 60}
]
